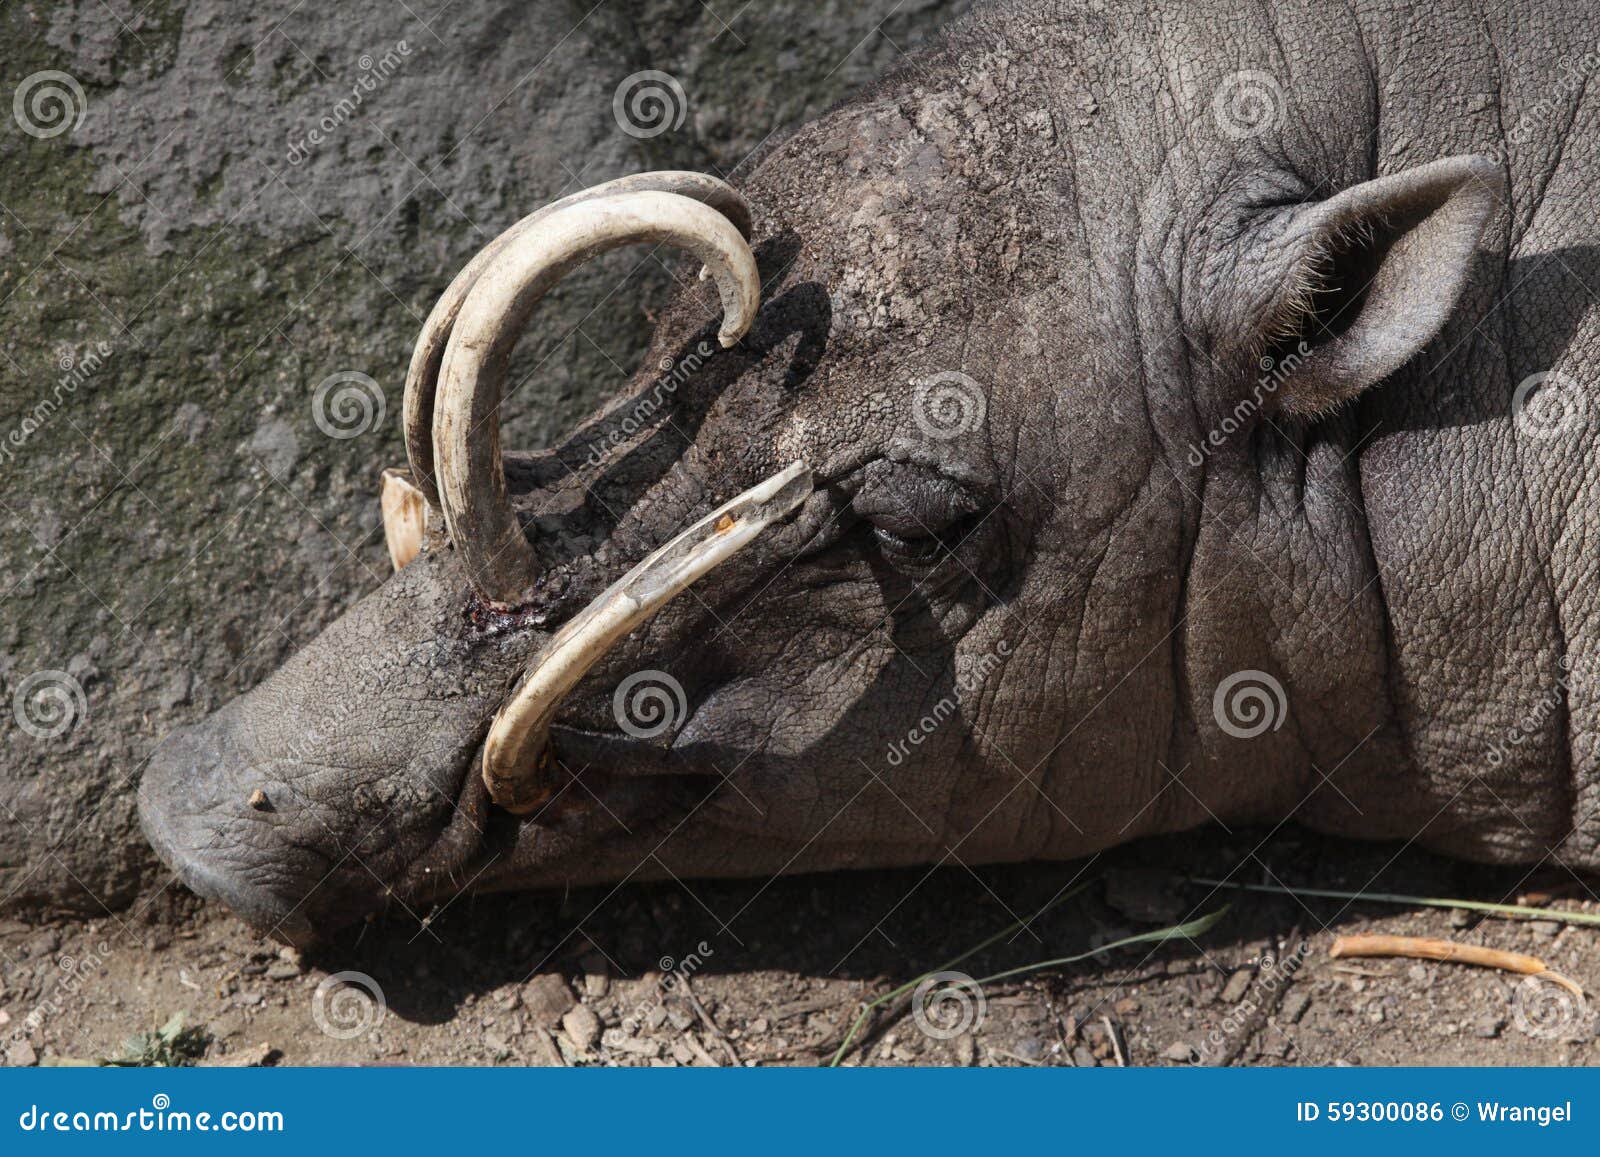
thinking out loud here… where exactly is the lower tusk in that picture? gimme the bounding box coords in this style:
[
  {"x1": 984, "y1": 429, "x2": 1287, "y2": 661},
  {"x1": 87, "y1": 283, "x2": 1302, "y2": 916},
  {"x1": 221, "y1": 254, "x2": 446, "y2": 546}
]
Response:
[
  {"x1": 482, "y1": 461, "x2": 814, "y2": 813},
  {"x1": 380, "y1": 468, "x2": 431, "y2": 572}
]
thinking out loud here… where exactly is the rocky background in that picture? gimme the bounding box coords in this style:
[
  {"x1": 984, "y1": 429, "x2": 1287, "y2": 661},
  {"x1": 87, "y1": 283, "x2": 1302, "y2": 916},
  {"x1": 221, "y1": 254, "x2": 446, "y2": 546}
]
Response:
[{"x1": 0, "y1": 0, "x2": 970, "y2": 915}]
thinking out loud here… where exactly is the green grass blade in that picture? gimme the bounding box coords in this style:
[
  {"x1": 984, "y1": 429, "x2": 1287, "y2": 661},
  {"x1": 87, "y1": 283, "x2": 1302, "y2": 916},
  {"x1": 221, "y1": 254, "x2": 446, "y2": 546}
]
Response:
[{"x1": 1190, "y1": 878, "x2": 1600, "y2": 927}]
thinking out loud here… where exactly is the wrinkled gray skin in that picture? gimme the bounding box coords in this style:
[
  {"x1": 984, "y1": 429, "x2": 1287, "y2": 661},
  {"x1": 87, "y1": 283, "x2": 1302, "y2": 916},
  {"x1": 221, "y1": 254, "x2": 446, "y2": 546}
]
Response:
[{"x1": 140, "y1": 0, "x2": 1600, "y2": 945}]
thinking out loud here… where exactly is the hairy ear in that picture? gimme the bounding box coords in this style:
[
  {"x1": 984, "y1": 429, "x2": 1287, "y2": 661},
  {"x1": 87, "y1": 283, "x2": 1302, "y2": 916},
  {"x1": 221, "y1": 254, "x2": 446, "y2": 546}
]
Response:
[{"x1": 1227, "y1": 155, "x2": 1503, "y2": 418}]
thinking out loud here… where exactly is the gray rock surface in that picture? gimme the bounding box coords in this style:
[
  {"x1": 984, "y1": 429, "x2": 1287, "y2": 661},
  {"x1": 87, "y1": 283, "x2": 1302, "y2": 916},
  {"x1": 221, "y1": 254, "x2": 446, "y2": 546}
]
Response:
[{"x1": 0, "y1": 0, "x2": 968, "y2": 913}]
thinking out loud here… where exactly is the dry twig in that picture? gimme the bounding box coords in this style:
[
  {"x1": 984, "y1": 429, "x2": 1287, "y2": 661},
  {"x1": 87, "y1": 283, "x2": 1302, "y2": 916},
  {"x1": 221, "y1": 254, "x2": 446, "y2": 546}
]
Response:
[{"x1": 1329, "y1": 934, "x2": 1584, "y2": 996}]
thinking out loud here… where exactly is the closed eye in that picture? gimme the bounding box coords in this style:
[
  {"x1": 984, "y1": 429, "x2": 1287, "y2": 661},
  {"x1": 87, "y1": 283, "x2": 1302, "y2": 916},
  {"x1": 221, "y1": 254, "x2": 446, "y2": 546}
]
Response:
[
  {"x1": 852, "y1": 459, "x2": 989, "y2": 569},
  {"x1": 872, "y1": 524, "x2": 946, "y2": 563}
]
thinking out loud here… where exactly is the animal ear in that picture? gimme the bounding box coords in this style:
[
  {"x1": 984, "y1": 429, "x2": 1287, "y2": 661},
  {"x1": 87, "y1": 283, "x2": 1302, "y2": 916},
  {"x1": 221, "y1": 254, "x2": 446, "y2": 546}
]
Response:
[{"x1": 1228, "y1": 155, "x2": 1502, "y2": 418}]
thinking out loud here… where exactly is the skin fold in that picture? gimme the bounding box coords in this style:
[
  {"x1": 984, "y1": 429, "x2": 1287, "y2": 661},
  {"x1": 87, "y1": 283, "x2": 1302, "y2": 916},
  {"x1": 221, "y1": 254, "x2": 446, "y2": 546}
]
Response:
[{"x1": 138, "y1": 0, "x2": 1599, "y2": 945}]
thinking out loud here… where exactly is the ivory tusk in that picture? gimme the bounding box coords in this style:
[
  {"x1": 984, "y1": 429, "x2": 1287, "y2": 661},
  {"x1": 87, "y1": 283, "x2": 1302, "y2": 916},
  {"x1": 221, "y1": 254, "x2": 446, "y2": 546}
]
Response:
[
  {"x1": 433, "y1": 190, "x2": 763, "y2": 606},
  {"x1": 380, "y1": 468, "x2": 430, "y2": 572},
  {"x1": 403, "y1": 173, "x2": 753, "y2": 509},
  {"x1": 482, "y1": 461, "x2": 814, "y2": 813}
]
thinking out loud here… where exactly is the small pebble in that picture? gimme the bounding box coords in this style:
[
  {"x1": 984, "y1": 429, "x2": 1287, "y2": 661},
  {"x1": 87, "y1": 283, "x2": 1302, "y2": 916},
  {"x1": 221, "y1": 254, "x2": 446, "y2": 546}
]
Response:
[
  {"x1": 1281, "y1": 990, "x2": 1312, "y2": 1024},
  {"x1": 521, "y1": 974, "x2": 577, "y2": 1031},
  {"x1": 562, "y1": 1005, "x2": 602, "y2": 1052},
  {"x1": 602, "y1": 1029, "x2": 661, "y2": 1058},
  {"x1": 1220, "y1": 969, "x2": 1254, "y2": 1003}
]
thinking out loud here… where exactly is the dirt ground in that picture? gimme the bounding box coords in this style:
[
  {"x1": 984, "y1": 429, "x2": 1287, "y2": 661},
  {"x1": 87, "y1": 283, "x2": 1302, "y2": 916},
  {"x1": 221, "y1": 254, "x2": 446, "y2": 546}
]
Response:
[{"x1": 2, "y1": 827, "x2": 1596, "y2": 1068}]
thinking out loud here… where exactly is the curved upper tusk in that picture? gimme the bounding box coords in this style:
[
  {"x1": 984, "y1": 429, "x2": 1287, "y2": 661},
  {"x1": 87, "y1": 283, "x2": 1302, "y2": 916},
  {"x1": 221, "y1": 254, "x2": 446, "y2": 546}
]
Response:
[
  {"x1": 403, "y1": 172, "x2": 753, "y2": 509},
  {"x1": 433, "y1": 190, "x2": 762, "y2": 606},
  {"x1": 482, "y1": 461, "x2": 813, "y2": 813}
]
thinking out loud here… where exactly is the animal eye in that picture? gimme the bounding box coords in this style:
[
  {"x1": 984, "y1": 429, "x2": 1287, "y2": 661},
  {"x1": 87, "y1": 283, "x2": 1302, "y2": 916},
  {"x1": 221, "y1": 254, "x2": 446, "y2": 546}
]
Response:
[
  {"x1": 853, "y1": 460, "x2": 986, "y2": 567},
  {"x1": 871, "y1": 524, "x2": 946, "y2": 563}
]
